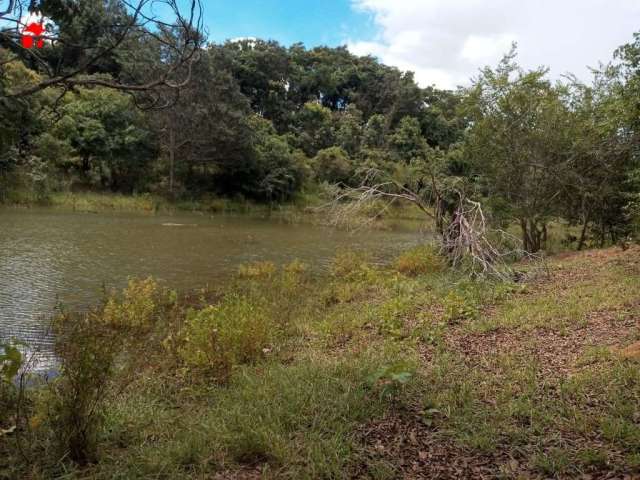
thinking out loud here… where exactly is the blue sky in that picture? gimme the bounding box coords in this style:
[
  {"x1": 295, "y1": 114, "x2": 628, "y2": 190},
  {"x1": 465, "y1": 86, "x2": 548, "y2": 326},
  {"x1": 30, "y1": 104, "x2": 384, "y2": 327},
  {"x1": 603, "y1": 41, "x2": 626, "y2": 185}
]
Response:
[
  {"x1": 201, "y1": 0, "x2": 373, "y2": 47},
  {"x1": 192, "y1": 0, "x2": 640, "y2": 89}
]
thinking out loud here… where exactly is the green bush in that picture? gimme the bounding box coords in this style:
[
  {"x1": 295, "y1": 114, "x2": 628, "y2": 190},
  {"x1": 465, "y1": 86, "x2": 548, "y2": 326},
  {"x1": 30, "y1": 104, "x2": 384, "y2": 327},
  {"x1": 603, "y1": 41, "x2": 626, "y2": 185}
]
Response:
[
  {"x1": 48, "y1": 312, "x2": 122, "y2": 465},
  {"x1": 395, "y1": 244, "x2": 447, "y2": 277},
  {"x1": 367, "y1": 361, "x2": 416, "y2": 400},
  {"x1": 0, "y1": 342, "x2": 22, "y2": 383},
  {"x1": 313, "y1": 146, "x2": 353, "y2": 184},
  {"x1": 377, "y1": 296, "x2": 413, "y2": 337},
  {"x1": 102, "y1": 277, "x2": 160, "y2": 329},
  {"x1": 0, "y1": 342, "x2": 22, "y2": 429},
  {"x1": 178, "y1": 294, "x2": 271, "y2": 380}
]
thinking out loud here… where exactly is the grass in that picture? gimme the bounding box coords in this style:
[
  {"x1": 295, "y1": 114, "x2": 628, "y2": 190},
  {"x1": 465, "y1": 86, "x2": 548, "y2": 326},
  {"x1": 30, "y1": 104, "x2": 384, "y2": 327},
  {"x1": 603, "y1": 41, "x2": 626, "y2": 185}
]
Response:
[
  {"x1": 2, "y1": 245, "x2": 640, "y2": 479},
  {"x1": 1, "y1": 189, "x2": 429, "y2": 233}
]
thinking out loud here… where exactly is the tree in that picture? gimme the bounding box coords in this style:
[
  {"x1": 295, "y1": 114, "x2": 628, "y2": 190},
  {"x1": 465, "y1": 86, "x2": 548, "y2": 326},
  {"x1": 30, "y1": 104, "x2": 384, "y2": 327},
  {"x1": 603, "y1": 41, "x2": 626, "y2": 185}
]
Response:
[
  {"x1": 362, "y1": 113, "x2": 387, "y2": 149},
  {"x1": 0, "y1": 48, "x2": 51, "y2": 200},
  {"x1": 463, "y1": 50, "x2": 573, "y2": 252},
  {"x1": 389, "y1": 116, "x2": 428, "y2": 164},
  {"x1": 152, "y1": 46, "x2": 253, "y2": 196},
  {"x1": 335, "y1": 104, "x2": 363, "y2": 157},
  {"x1": 420, "y1": 86, "x2": 465, "y2": 149},
  {"x1": 291, "y1": 101, "x2": 335, "y2": 157},
  {"x1": 562, "y1": 70, "x2": 637, "y2": 248},
  {"x1": 223, "y1": 39, "x2": 293, "y2": 132},
  {"x1": 246, "y1": 116, "x2": 307, "y2": 201},
  {"x1": 313, "y1": 146, "x2": 353, "y2": 185},
  {"x1": 51, "y1": 87, "x2": 156, "y2": 192}
]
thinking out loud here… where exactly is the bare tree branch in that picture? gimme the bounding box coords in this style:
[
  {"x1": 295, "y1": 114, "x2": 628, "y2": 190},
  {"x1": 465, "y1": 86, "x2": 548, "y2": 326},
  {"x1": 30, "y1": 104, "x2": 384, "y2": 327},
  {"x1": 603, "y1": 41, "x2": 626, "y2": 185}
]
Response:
[
  {"x1": 323, "y1": 169, "x2": 547, "y2": 280},
  {"x1": 0, "y1": 0, "x2": 204, "y2": 105}
]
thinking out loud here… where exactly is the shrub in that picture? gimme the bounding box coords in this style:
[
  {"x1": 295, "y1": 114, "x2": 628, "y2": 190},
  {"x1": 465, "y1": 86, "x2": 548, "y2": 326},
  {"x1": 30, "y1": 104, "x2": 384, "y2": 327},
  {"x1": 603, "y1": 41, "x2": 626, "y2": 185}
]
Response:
[
  {"x1": 0, "y1": 342, "x2": 22, "y2": 384},
  {"x1": 0, "y1": 342, "x2": 22, "y2": 428},
  {"x1": 279, "y1": 260, "x2": 310, "y2": 293},
  {"x1": 102, "y1": 277, "x2": 160, "y2": 329},
  {"x1": 395, "y1": 244, "x2": 447, "y2": 277},
  {"x1": 313, "y1": 146, "x2": 353, "y2": 184},
  {"x1": 178, "y1": 294, "x2": 270, "y2": 381},
  {"x1": 283, "y1": 259, "x2": 307, "y2": 276},
  {"x1": 39, "y1": 280, "x2": 165, "y2": 467},
  {"x1": 49, "y1": 312, "x2": 122, "y2": 465}
]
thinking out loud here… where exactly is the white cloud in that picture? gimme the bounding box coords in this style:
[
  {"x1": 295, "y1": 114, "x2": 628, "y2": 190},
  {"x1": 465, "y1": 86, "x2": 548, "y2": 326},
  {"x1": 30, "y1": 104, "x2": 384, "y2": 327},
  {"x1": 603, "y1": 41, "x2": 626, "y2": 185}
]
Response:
[{"x1": 348, "y1": 0, "x2": 640, "y2": 89}]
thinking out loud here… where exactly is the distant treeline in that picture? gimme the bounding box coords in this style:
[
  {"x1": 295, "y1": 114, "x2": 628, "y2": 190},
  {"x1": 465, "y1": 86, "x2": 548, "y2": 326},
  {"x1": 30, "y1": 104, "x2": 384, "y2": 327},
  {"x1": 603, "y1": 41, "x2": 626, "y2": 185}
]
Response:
[{"x1": 0, "y1": 1, "x2": 639, "y2": 250}]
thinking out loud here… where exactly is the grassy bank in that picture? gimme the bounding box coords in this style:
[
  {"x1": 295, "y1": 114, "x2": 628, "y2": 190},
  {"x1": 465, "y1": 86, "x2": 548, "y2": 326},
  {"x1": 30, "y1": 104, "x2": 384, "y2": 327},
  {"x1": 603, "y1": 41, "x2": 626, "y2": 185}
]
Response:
[
  {"x1": 0, "y1": 190, "x2": 431, "y2": 232},
  {"x1": 0, "y1": 189, "x2": 315, "y2": 214},
  {"x1": 47, "y1": 192, "x2": 286, "y2": 215},
  {"x1": 2, "y1": 245, "x2": 640, "y2": 479}
]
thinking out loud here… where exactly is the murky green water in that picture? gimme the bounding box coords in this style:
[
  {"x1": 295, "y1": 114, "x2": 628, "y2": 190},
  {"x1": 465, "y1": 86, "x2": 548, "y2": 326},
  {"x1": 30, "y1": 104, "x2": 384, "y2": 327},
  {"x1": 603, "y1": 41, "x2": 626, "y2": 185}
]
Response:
[{"x1": 0, "y1": 208, "x2": 423, "y2": 368}]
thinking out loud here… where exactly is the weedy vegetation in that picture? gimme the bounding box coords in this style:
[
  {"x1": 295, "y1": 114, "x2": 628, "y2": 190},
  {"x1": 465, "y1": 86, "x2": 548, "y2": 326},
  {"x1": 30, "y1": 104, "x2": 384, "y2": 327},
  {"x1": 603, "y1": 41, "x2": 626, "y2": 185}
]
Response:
[{"x1": 1, "y1": 244, "x2": 639, "y2": 478}]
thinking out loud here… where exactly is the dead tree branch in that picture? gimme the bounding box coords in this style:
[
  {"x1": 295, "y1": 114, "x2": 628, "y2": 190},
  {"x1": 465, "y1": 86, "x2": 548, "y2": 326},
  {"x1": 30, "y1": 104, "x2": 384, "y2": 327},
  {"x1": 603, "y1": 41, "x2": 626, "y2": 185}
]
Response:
[
  {"x1": 0, "y1": 0, "x2": 204, "y2": 104},
  {"x1": 325, "y1": 171, "x2": 546, "y2": 280}
]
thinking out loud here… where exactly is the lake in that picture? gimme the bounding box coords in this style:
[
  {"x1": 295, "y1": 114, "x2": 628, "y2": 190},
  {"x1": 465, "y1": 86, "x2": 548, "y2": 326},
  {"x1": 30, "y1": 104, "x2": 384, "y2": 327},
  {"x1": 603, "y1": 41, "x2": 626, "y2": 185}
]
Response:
[{"x1": 0, "y1": 208, "x2": 424, "y2": 368}]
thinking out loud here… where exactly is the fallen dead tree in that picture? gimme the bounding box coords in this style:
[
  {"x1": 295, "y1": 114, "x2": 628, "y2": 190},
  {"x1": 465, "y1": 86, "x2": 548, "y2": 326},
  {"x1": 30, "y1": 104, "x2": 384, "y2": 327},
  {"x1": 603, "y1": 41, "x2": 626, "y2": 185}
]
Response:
[{"x1": 323, "y1": 169, "x2": 545, "y2": 280}]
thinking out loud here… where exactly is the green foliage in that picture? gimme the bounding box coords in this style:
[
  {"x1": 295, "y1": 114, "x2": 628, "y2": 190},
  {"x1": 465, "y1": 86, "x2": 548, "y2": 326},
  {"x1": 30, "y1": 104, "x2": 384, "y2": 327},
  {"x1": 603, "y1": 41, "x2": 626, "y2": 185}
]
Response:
[
  {"x1": 0, "y1": 343, "x2": 22, "y2": 383},
  {"x1": 463, "y1": 49, "x2": 573, "y2": 252},
  {"x1": 442, "y1": 291, "x2": 479, "y2": 322},
  {"x1": 102, "y1": 277, "x2": 160, "y2": 329},
  {"x1": 177, "y1": 294, "x2": 271, "y2": 380},
  {"x1": 0, "y1": 342, "x2": 22, "y2": 431},
  {"x1": 335, "y1": 105, "x2": 364, "y2": 156},
  {"x1": 362, "y1": 113, "x2": 387, "y2": 149},
  {"x1": 313, "y1": 146, "x2": 353, "y2": 184},
  {"x1": 48, "y1": 311, "x2": 122, "y2": 464},
  {"x1": 245, "y1": 116, "x2": 308, "y2": 201},
  {"x1": 292, "y1": 102, "x2": 336, "y2": 157},
  {"x1": 389, "y1": 116, "x2": 428, "y2": 163},
  {"x1": 367, "y1": 361, "x2": 415, "y2": 400},
  {"x1": 51, "y1": 88, "x2": 156, "y2": 192}
]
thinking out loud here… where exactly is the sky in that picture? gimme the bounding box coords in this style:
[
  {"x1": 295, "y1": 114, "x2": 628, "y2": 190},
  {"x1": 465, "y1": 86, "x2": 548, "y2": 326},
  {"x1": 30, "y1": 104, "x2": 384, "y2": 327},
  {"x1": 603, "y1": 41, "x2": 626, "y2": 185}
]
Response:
[{"x1": 202, "y1": 0, "x2": 640, "y2": 89}]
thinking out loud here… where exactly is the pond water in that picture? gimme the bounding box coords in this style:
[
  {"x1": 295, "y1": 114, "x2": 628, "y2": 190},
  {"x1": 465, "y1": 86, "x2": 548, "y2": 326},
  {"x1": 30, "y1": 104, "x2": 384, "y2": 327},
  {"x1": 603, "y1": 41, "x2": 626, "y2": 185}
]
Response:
[{"x1": 0, "y1": 208, "x2": 424, "y2": 368}]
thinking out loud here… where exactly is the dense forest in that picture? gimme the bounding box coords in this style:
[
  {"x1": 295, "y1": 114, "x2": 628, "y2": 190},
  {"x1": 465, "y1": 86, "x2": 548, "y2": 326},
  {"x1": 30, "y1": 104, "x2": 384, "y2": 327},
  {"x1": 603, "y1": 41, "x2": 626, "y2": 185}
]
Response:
[{"x1": 0, "y1": 1, "x2": 639, "y2": 252}]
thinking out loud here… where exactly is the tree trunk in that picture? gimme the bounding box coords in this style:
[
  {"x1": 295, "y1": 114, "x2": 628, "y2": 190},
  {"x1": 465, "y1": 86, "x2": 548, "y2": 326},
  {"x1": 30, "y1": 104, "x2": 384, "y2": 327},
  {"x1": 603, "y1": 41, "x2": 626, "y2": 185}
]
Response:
[
  {"x1": 577, "y1": 218, "x2": 589, "y2": 251},
  {"x1": 168, "y1": 126, "x2": 175, "y2": 196},
  {"x1": 521, "y1": 218, "x2": 530, "y2": 252},
  {"x1": 521, "y1": 217, "x2": 543, "y2": 253}
]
